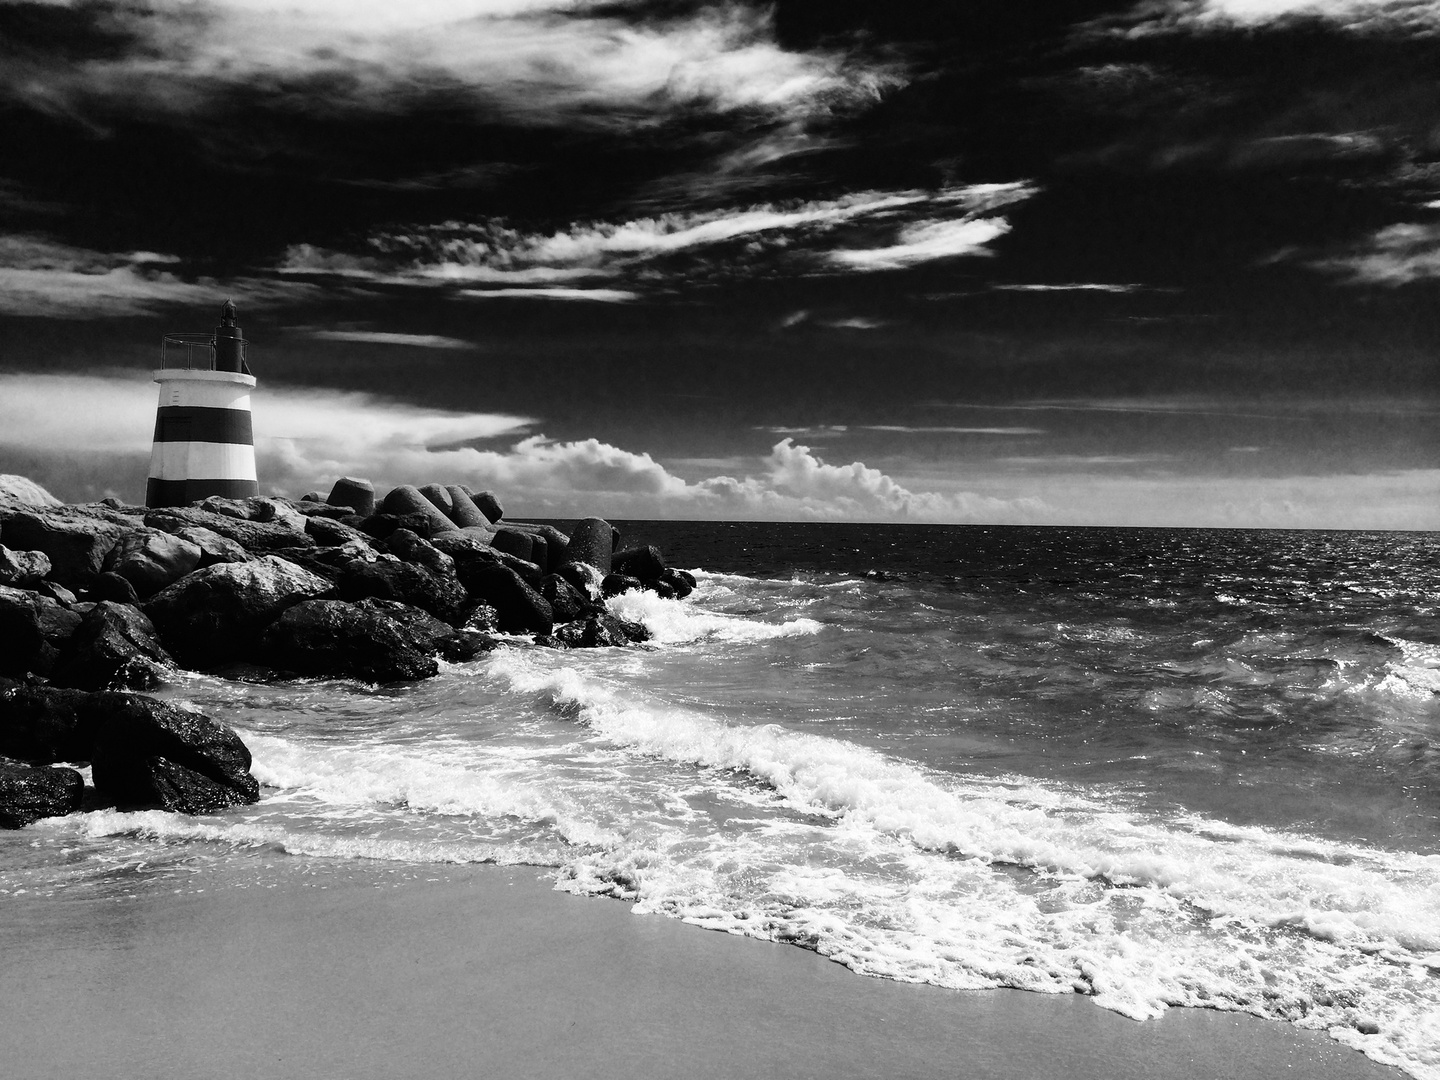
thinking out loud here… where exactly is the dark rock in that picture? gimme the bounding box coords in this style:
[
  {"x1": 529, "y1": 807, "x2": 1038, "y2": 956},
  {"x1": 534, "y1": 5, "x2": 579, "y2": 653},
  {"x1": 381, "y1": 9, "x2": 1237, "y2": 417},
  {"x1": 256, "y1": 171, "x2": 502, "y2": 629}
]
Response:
[
  {"x1": 0, "y1": 545, "x2": 51, "y2": 587},
  {"x1": 491, "y1": 527, "x2": 533, "y2": 563},
  {"x1": 0, "y1": 758, "x2": 84, "y2": 828},
  {"x1": 540, "y1": 574, "x2": 596, "y2": 624},
  {"x1": 552, "y1": 612, "x2": 649, "y2": 649},
  {"x1": 378, "y1": 486, "x2": 458, "y2": 536},
  {"x1": 144, "y1": 555, "x2": 333, "y2": 668},
  {"x1": 172, "y1": 525, "x2": 250, "y2": 566},
  {"x1": 359, "y1": 511, "x2": 440, "y2": 541},
  {"x1": 431, "y1": 532, "x2": 544, "y2": 589},
  {"x1": 658, "y1": 567, "x2": 694, "y2": 599},
  {"x1": 147, "y1": 507, "x2": 312, "y2": 554},
  {"x1": 198, "y1": 495, "x2": 307, "y2": 532},
  {"x1": 305, "y1": 515, "x2": 372, "y2": 548},
  {"x1": 353, "y1": 599, "x2": 495, "y2": 663},
  {"x1": 602, "y1": 573, "x2": 642, "y2": 599},
  {"x1": 0, "y1": 584, "x2": 83, "y2": 678},
  {"x1": 103, "y1": 530, "x2": 203, "y2": 597},
  {"x1": 90, "y1": 571, "x2": 140, "y2": 605},
  {"x1": 0, "y1": 679, "x2": 93, "y2": 763},
  {"x1": 418, "y1": 484, "x2": 454, "y2": 519},
  {"x1": 381, "y1": 529, "x2": 456, "y2": 578},
  {"x1": 466, "y1": 489, "x2": 503, "y2": 523},
  {"x1": 555, "y1": 560, "x2": 604, "y2": 603},
  {"x1": 51, "y1": 601, "x2": 173, "y2": 692},
  {"x1": 458, "y1": 563, "x2": 553, "y2": 635},
  {"x1": 335, "y1": 556, "x2": 469, "y2": 627},
  {"x1": 261, "y1": 599, "x2": 439, "y2": 683},
  {"x1": 85, "y1": 692, "x2": 259, "y2": 812},
  {"x1": 443, "y1": 486, "x2": 490, "y2": 528},
  {"x1": 613, "y1": 545, "x2": 666, "y2": 583},
  {"x1": 1, "y1": 507, "x2": 127, "y2": 585},
  {"x1": 35, "y1": 580, "x2": 77, "y2": 605},
  {"x1": 529, "y1": 535, "x2": 549, "y2": 572},
  {"x1": 327, "y1": 476, "x2": 376, "y2": 517},
  {"x1": 291, "y1": 502, "x2": 354, "y2": 519},
  {"x1": 503, "y1": 523, "x2": 570, "y2": 571},
  {"x1": 261, "y1": 547, "x2": 349, "y2": 585},
  {"x1": 462, "y1": 602, "x2": 500, "y2": 633},
  {"x1": 567, "y1": 518, "x2": 614, "y2": 573}
]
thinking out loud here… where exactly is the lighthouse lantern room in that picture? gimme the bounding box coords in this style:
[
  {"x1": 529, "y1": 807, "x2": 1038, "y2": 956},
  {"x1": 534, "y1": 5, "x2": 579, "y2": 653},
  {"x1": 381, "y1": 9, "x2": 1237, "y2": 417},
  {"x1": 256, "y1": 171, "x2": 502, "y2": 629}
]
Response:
[{"x1": 145, "y1": 299, "x2": 259, "y2": 508}]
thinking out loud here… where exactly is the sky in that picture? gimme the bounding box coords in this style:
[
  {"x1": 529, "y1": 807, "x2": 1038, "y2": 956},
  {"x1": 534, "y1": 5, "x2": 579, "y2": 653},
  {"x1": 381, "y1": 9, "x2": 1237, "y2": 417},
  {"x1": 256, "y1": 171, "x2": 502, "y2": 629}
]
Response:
[{"x1": 1, "y1": 0, "x2": 1438, "y2": 527}]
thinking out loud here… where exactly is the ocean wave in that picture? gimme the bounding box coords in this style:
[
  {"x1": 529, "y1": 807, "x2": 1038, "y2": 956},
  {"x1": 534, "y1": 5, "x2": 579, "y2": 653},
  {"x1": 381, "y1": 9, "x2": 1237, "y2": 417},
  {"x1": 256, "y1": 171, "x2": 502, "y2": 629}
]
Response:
[{"x1": 606, "y1": 588, "x2": 824, "y2": 644}]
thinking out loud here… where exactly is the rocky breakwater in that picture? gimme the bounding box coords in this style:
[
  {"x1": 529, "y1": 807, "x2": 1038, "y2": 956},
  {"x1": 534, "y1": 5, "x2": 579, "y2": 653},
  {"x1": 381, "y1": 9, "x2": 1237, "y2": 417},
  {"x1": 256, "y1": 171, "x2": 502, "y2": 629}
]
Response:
[{"x1": 0, "y1": 474, "x2": 695, "y2": 829}]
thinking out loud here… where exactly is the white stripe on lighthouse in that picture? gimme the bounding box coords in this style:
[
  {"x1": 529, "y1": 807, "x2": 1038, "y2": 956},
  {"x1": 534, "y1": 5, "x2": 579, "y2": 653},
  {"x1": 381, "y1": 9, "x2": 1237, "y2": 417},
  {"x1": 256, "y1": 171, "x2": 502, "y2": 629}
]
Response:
[{"x1": 148, "y1": 440, "x2": 257, "y2": 482}]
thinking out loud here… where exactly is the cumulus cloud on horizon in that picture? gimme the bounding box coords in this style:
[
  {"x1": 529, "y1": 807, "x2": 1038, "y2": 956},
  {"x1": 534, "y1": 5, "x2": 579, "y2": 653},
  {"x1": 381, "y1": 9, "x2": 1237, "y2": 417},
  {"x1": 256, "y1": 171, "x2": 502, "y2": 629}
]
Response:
[{"x1": 1102, "y1": 0, "x2": 1440, "y2": 35}]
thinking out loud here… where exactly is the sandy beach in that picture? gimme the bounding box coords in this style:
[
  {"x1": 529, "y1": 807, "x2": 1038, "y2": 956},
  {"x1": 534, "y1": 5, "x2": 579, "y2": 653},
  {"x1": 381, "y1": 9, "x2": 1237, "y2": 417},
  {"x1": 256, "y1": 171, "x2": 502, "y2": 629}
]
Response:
[{"x1": 0, "y1": 860, "x2": 1403, "y2": 1080}]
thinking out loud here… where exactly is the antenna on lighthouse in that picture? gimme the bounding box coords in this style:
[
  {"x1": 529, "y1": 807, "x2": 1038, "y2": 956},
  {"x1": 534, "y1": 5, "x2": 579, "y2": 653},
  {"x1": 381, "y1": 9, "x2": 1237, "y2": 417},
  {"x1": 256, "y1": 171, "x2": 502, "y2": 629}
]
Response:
[{"x1": 145, "y1": 300, "x2": 259, "y2": 508}]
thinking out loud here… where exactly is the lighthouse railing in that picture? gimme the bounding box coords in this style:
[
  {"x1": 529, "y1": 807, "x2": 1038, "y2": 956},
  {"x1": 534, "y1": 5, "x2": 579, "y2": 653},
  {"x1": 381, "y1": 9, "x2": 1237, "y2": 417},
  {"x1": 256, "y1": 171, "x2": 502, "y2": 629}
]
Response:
[{"x1": 160, "y1": 333, "x2": 247, "y2": 371}]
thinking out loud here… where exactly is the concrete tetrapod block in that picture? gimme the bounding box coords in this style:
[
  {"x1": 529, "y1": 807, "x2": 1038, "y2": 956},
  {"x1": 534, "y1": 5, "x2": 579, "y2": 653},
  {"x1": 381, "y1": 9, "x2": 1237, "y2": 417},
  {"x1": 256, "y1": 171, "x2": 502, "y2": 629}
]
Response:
[
  {"x1": 566, "y1": 518, "x2": 614, "y2": 574},
  {"x1": 327, "y1": 477, "x2": 376, "y2": 517},
  {"x1": 444, "y1": 486, "x2": 491, "y2": 528},
  {"x1": 461, "y1": 488, "x2": 503, "y2": 524},
  {"x1": 378, "y1": 486, "x2": 458, "y2": 537},
  {"x1": 418, "y1": 484, "x2": 454, "y2": 520}
]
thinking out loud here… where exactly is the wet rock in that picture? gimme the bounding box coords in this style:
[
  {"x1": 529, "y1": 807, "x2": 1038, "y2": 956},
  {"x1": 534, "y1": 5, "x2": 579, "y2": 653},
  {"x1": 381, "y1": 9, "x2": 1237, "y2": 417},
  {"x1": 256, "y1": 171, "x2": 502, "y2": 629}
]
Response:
[
  {"x1": 379, "y1": 485, "x2": 458, "y2": 537},
  {"x1": 0, "y1": 545, "x2": 51, "y2": 588},
  {"x1": 261, "y1": 599, "x2": 439, "y2": 683},
  {"x1": 555, "y1": 560, "x2": 605, "y2": 603},
  {"x1": 171, "y1": 525, "x2": 250, "y2": 566},
  {"x1": 658, "y1": 567, "x2": 695, "y2": 599},
  {"x1": 146, "y1": 507, "x2": 313, "y2": 554},
  {"x1": 0, "y1": 678, "x2": 93, "y2": 763},
  {"x1": 0, "y1": 507, "x2": 127, "y2": 585},
  {"x1": 0, "y1": 757, "x2": 84, "y2": 828},
  {"x1": 103, "y1": 530, "x2": 203, "y2": 597},
  {"x1": 602, "y1": 573, "x2": 642, "y2": 599},
  {"x1": 50, "y1": 601, "x2": 174, "y2": 692},
  {"x1": 145, "y1": 555, "x2": 333, "y2": 668},
  {"x1": 612, "y1": 545, "x2": 665, "y2": 584},
  {"x1": 353, "y1": 599, "x2": 495, "y2": 663},
  {"x1": 462, "y1": 601, "x2": 500, "y2": 633},
  {"x1": 458, "y1": 562, "x2": 553, "y2": 635},
  {"x1": 552, "y1": 612, "x2": 649, "y2": 649},
  {"x1": 86, "y1": 692, "x2": 259, "y2": 812},
  {"x1": 0, "y1": 584, "x2": 83, "y2": 678},
  {"x1": 335, "y1": 555, "x2": 469, "y2": 626},
  {"x1": 431, "y1": 533, "x2": 544, "y2": 589},
  {"x1": 381, "y1": 528, "x2": 456, "y2": 578},
  {"x1": 567, "y1": 518, "x2": 614, "y2": 574},
  {"x1": 443, "y1": 486, "x2": 490, "y2": 528},
  {"x1": 540, "y1": 574, "x2": 596, "y2": 624},
  {"x1": 327, "y1": 476, "x2": 376, "y2": 517}
]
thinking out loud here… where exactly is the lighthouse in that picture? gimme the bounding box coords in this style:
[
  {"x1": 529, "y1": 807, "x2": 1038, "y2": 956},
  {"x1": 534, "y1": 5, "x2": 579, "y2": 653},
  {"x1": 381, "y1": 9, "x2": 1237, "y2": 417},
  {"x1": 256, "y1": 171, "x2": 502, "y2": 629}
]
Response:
[{"x1": 145, "y1": 299, "x2": 259, "y2": 507}]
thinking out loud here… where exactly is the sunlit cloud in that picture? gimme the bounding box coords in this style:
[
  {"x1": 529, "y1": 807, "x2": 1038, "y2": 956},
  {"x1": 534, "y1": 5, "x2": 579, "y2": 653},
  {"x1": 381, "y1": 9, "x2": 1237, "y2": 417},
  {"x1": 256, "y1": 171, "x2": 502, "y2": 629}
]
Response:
[
  {"x1": 458, "y1": 287, "x2": 640, "y2": 302},
  {"x1": 828, "y1": 217, "x2": 1012, "y2": 270},
  {"x1": 993, "y1": 282, "x2": 1144, "y2": 293},
  {"x1": 1101, "y1": 0, "x2": 1440, "y2": 35},
  {"x1": 304, "y1": 330, "x2": 476, "y2": 349},
  {"x1": 1310, "y1": 221, "x2": 1440, "y2": 285}
]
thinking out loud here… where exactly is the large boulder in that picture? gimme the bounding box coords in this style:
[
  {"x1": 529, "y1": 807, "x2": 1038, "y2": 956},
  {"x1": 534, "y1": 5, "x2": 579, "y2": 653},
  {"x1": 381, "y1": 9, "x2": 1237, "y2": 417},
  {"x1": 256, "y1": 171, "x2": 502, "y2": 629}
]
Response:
[
  {"x1": 172, "y1": 525, "x2": 250, "y2": 566},
  {"x1": 567, "y1": 518, "x2": 614, "y2": 574},
  {"x1": 146, "y1": 507, "x2": 312, "y2": 554},
  {"x1": 0, "y1": 758, "x2": 84, "y2": 828},
  {"x1": 552, "y1": 612, "x2": 650, "y2": 649},
  {"x1": 443, "y1": 486, "x2": 490, "y2": 528},
  {"x1": 50, "y1": 601, "x2": 174, "y2": 692},
  {"x1": 354, "y1": 599, "x2": 495, "y2": 663},
  {"x1": 658, "y1": 566, "x2": 695, "y2": 599},
  {"x1": 90, "y1": 571, "x2": 140, "y2": 605},
  {"x1": 0, "y1": 545, "x2": 51, "y2": 588},
  {"x1": 612, "y1": 545, "x2": 666, "y2": 584},
  {"x1": 261, "y1": 599, "x2": 439, "y2": 683},
  {"x1": 0, "y1": 584, "x2": 83, "y2": 678},
  {"x1": 381, "y1": 529, "x2": 456, "y2": 578},
  {"x1": 85, "y1": 693, "x2": 259, "y2": 812},
  {"x1": 326, "y1": 476, "x2": 376, "y2": 517},
  {"x1": 305, "y1": 515, "x2": 372, "y2": 548},
  {"x1": 198, "y1": 495, "x2": 307, "y2": 533},
  {"x1": 0, "y1": 507, "x2": 127, "y2": 585},
  {"x1": 103, "y1": 530, "x2": 203, "y2": 597},
  {"x1": 431, "y1": 532, "x2": 544, "y2": 588},
  {"x1": 556, "y1": 560, "x2": 604, "y2": 603},
  {"x1": 145, "y1": 556, "x2": 333, "y2": 668},
  {"x1": 602, "y1": 573, "x2": 643, "y2": 599},
  {"x1": 334, "y1": 555, "x2": 469, "y2": 627},
  {"x1": 0, "y1": 679, "x2": 93, "y2": 763},
  {"x1": 459, "y1": 562, "x2": 552, "y2": 635},
  {"x1": 540, "y1": 574, "x2": 596, "y2": 624},
  {"x1": 378, "y1": 486, "x2": 458, "y2": 537},
  {"x1": 491, "y1": 527, "x2": 533, "y2": 563}
]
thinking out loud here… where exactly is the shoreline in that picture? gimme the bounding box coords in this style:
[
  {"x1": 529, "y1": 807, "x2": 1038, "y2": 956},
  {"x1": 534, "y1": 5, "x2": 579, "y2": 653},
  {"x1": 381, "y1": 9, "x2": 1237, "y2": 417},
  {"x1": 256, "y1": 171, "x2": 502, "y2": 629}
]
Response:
[{"x1": 0, "y1": 859, "x2": 1405, "y2": 1080}]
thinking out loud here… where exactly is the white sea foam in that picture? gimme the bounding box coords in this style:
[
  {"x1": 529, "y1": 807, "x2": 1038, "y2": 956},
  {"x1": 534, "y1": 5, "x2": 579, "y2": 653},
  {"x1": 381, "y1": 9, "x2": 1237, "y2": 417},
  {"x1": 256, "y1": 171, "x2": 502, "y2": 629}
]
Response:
[
  {"x1": 607, "y1": 588, "x2": 824, "y2": 644},
  {"x1": 486, "y1": 648, "x2": 1440, "y2": 1079}
]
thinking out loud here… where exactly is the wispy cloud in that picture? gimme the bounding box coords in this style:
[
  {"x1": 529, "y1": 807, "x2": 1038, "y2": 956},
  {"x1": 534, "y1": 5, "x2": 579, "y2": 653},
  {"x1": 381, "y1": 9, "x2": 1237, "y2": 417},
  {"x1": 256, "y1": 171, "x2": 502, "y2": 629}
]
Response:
[
  {"x1": 1310, "y1": 221, "x2": 1440, "y2": 285},
  {"x1": 0, "y1": 235, "x2": 318, "y2": 317},
  {"x1": 5, "y1": 1, "x2": 901, "y2": 132},
  {"x1": 1099, "y1": 0, "x2": 1440, "y2": 35},
  {"x1": 860, "y1": 425, "x2": 1046, "y2": 435},
  {"x1": 303, "y1": 330, "x2": 476, "y2": 349},
  {"x1": 828, "y1": 217, "x2": 1011, "y2": 270},
  {"x1": 993, "y1": 282, "x2": 1144, "y2": 293},
  {"x1": 458, "y1": 287, "x2": 639, "y2": 302}
]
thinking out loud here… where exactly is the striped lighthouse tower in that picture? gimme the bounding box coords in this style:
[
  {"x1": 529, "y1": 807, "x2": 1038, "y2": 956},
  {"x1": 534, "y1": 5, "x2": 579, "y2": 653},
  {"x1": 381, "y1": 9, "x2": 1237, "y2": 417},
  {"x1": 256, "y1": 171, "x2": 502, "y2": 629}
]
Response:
[{"x1": 145, "y1": 299, "x2": 259, "y2": 508}]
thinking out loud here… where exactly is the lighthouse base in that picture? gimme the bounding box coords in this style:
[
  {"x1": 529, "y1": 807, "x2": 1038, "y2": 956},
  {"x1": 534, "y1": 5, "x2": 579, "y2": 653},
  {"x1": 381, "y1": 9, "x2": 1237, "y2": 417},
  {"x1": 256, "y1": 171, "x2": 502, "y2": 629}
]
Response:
[{"x1": 146, "y1": 477, "x2": 259, "y2": 508}]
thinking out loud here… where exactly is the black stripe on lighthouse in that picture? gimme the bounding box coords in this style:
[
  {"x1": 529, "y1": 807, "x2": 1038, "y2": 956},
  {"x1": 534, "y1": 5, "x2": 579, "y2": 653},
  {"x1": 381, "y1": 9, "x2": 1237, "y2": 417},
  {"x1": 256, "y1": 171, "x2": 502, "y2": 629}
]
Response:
[{"x1": 152, "y1": 406, "x2": 253, "y2": 444}]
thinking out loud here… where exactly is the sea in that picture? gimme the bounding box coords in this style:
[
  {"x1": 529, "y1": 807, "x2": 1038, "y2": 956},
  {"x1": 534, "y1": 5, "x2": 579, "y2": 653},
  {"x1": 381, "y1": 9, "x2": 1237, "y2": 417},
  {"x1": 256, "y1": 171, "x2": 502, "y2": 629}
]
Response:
[{"x1": 3, "y1": 522, "x2": 1439, "y2": 1078}]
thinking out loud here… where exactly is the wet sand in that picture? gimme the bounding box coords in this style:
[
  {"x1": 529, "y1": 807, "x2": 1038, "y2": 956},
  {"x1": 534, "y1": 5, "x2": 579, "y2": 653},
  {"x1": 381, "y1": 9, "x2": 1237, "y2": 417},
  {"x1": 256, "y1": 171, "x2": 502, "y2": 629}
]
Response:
[{"x1": 0, "y1": 861, "x2": 1404, "y2": 1080}]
